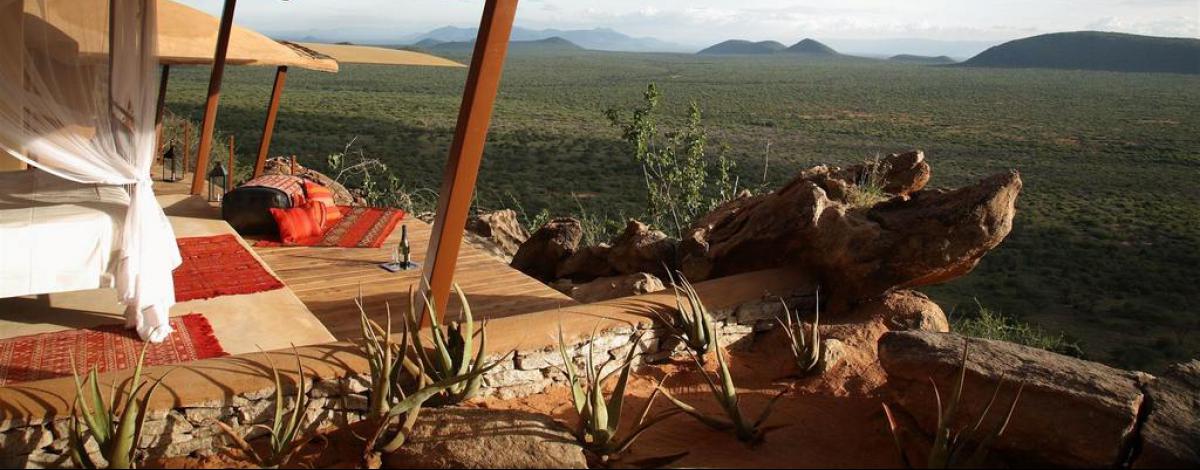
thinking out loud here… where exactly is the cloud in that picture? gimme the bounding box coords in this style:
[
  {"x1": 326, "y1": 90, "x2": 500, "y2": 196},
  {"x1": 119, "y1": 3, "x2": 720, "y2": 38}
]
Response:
[{"x1": 1086, "y1": 15, "x2": 1199, "y2": 37}]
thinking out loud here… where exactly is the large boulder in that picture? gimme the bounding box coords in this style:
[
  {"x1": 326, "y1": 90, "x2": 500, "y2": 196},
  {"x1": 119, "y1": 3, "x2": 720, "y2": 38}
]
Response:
[
  {"x1": 606, "y1": 220, "x2": 675, "y2": 278},
  {"x1": 555, "y1": 244, "x2": 617, "y2": 281},
  {"x1": 1136, "y1": 360, "x2": 1200, "y2": 468},
  {"x1": 878, "y1": 331, "x2": 1146, "y2": 468},
  {"x1": 466, "y1": 209, "x2": 529, "y2": 261},
  {"x1": 511, "y1": 218, "x2": 582, "y2": 281},
  {"x1": 555, "y1": 272, "x2": 666, "y2": 303},
  {"x1": 681, "y1": 151, "x2": 1019, "y2": 306},
  {"x1": 383, "y1": 407, "x2": 587, "y2": 469}
]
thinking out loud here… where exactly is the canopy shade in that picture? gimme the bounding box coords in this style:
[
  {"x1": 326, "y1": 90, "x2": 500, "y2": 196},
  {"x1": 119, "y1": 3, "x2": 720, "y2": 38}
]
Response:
[
  {"x1": 292, "y1": 42, "x2": 465, "y2": 68},
  {"x1": 24, "y1": 0, "x2": 339, "y2": 73}
]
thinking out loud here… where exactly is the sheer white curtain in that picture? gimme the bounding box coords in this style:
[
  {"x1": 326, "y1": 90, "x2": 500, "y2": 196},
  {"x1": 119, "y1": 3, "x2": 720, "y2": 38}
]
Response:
[{"x1": 0, "y1": 0, "x2": 180, "y2": 342}]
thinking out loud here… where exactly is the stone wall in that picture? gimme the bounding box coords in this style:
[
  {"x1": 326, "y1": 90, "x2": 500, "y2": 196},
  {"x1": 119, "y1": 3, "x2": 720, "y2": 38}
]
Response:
[{"x1": 0, "y1": 293, "x2": 804, "y2": 468}]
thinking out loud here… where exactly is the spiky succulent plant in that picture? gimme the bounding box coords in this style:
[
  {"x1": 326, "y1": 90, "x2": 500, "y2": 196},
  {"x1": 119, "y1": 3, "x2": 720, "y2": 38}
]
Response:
[
  {"x1": 557, "y1": 325, "x2": 679, "y2": 463},
  {"x1": 777, "y1": 288, "x2": 823, "y2": 375},
  {"x1": 660, "y1": 271, "x2": 716, "y2": 364},
  {"x1": 882, "y1": 341, "x2": 1024, "y2": 468},
  {"x1": 68, "y1": 344, "x2": 169, "y2": 469},
  {"x1": 214, "y1": 347, "x2": 313, "y2": 468},
  {"x1": 403, "y1": 284, "x2": 489, "y2": 405},
  {"x1": 659, "y1": 342, "x2": 787, "y2": 444}
]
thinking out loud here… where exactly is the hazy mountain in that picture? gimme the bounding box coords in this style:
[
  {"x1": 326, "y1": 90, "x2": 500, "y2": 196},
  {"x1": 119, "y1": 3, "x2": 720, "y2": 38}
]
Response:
[
  {"x1": 820, "y1": 38, "x2": 998, "y2": 60},
  {"x1": 889, "y1": 54, "x2": 958, "y2": 65},
  {"x1": 786, "y1": 38, "x2": 838, "y2": 55},
  {"x1": 963, "y1": 31, "x2": 1200, "y2": 74},
  {"x1": 424, "y1": 36, "x2": 585, "y2": 55},
  {"x1": 409, "y1": 26, "x2": 688, "y2": 53},
  {"x1": 697, "y1": 40, "x2": 788, "y2": 55}
]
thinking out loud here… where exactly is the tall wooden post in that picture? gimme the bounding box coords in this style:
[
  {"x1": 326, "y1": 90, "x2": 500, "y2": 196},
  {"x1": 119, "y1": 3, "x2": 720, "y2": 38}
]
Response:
[
  {"x1": 253, "y1": 65, "x2": 288, "y2": 178},
  {"x1": 154, "y1": 64, "x2": 170, "y2": 155},
  {"x1": 227, "y1": 134, "x2": 235, "y2": 189},
  {"x1": 189, "y1": 0, "x2": 237, "y2": 195},
  {"x1": 420, "y1": 0, "x2": 519, "y2": 324}
]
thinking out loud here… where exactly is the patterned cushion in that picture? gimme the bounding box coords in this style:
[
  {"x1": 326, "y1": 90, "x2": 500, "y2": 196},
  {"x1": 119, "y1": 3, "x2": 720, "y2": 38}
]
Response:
[
  {"x1": 304, "y1": 180, "x2": 343, "y2": 224},
  {"x1": 269, "y1": 202, "x2": 325, "y2": 244},
  {"x1": 242, "y1": 174, "x2": 306, "y2": 207}
]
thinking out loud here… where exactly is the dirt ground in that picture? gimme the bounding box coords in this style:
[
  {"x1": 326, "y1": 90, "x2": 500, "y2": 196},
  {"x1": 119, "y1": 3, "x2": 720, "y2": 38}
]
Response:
[{"x1": 154, "y1": 329, "x2": 902, "y2": 469}]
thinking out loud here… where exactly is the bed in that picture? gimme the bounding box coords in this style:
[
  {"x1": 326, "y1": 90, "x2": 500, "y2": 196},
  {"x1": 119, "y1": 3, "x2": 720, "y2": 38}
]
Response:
[{"x1": 0, "y1": 169, "x2": 129, "y2": 298}]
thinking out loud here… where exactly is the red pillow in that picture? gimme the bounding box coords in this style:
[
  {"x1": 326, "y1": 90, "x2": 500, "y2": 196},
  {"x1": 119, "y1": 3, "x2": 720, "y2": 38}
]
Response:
[
  {"x1": 304, "y1": 180, "x2": 342, "y2": 225},
  {"x1": 269, "y1": 202, "x2": 326, "y2": 244}
]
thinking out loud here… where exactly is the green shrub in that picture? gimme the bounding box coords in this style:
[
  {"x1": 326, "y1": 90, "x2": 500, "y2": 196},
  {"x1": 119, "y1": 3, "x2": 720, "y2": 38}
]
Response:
[{"x1": 951, "y1": 300, "x2": 1084, "y2": 358}]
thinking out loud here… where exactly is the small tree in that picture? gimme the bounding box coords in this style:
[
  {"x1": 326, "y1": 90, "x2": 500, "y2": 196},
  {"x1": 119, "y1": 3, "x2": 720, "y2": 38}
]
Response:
[{"x1": 605, "y1": 84, "x2": 736, "y2": 237}]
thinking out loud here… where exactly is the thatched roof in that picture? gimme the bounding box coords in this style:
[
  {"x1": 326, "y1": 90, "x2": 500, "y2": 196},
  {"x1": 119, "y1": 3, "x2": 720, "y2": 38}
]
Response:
[{"x1": 292, "y1": 42, "x2": 465, "y2": 68}]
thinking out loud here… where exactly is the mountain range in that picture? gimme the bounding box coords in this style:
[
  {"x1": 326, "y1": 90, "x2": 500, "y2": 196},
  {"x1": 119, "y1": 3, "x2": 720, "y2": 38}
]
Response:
[
  {"x1": 962, "y1": 31, "x2": 1200, "y2": 74},
  {"x1": 405, "y1": 26, "x2": 690, "y2": 53},
  {"x1": 698, "y1": 38, "x2": 840, "y2": 56}
]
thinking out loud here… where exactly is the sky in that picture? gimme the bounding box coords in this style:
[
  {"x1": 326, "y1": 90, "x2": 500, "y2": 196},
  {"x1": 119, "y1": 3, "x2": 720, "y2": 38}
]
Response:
[{"x1": 177, "y1": 0, "x2": 1200, "y2": 47}]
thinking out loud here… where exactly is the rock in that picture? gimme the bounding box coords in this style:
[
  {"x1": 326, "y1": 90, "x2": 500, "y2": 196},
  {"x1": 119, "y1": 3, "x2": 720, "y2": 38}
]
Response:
[
  {"x1": 817, "y1": 338, "x2": 846, "y2": 373},
  {"x1": 560, "y1": 273, "x2": 666, "y2": 303},
  {"x1": 879, "y1": 331, "x2": 1145, "y2": 468},
  {"x1": 1135, "y1": 360, "x2": 1200, "y2": 468},
  {"x1": 606, "y1": 220, "x2": 675, "y2": 278},
  {"x1": 832, "y1": 150, "x2": 930, "y2": 197},
  {"x1": 511, "y1": 218, "x2": 582, "y2": 281},
  {"x1": 466, "y1": 209, "x2": 529, "y2": 260},
  {"x1": 681, "y1": 152, "x2": 1020, "y2": 305},
  {"x1": 555, "y1": 244, "x2": 616, "y2": 281},
  {"x1": 383, "y1": 408, "x2": 587, "y2": 469},
  {"x1": 864, "y1": 290, "x2": 949, "y2": 333}
]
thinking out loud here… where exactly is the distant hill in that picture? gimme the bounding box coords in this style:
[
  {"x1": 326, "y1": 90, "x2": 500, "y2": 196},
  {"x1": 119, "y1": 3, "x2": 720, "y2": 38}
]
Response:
[
  {"x1": 962, "y1": 31, "x2": 1200, "y2": 74},
  {"x1": 889, "y1": 54, "x2": 957, "y2": 65},
  {"x1": 409, "y1": 26, "x2": 688, "y2": 53},
  {"x1": 786, "y1": 39, "x2": 838, "y2": 55},
  {"x1": 412, "y1": 38, "x2": 445, "y2": 49},
  {"x1": 425, "y1": 36, "x2": 585, "y2": 55},
  {"x1": 698, "y1": 40, "x2": 788, "y2": 55}
]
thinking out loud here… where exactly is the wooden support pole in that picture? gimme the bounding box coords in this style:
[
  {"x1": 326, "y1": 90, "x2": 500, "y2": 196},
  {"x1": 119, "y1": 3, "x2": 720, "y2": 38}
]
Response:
[
  {"x1": 227, "y1": 134, "x2": 235, "y2": 189},
  {"x1": 154, "y1": 64, "x2": 170, "y2": 156},
  {"x1": 189, "y1": 0, "x2": 237, "y2": 195},
  {"x1": 253, "y1": 65, "x2": 288, "y2": 178},
  {"x1": 183, "y1": 124, "x2": 191, "y2": 174},
  {"x1": 420, "y1": 0, "x2": 519, "y2": 324}
]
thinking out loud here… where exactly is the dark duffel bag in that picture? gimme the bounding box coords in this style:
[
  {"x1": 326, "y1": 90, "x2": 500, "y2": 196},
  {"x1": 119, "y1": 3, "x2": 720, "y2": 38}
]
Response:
[{"x1": 221, "y1": 174, "x2": 306, "y2": 236}]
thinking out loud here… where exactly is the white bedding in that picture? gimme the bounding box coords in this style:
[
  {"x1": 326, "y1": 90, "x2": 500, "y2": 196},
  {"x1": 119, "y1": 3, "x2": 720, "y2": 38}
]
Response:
[{"x1": 0, "y1": 170, "x2": 129, "y2": 298}]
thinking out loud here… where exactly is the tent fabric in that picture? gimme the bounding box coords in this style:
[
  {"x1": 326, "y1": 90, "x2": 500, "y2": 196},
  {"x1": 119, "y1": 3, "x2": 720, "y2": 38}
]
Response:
[
  {"x1": 22, "y1": 0, "x2": 339, "y2": 73},
  {"x1": 291, "y1": 42, "x2": 465, "y2": 68},
  {"x1": 0, "y1": 0, "x2": 179, "y2": 342}
]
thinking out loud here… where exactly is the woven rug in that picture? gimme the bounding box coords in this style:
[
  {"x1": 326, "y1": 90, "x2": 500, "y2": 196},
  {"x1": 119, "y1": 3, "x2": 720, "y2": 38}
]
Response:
[
  {"x1": 0, "y1": 314, "x2": 226, "y2": 386},
  {"x1": 256, "y1": 206, "x2": 405, "y2": 248},
  {"x1": 175, "y1": 234, "x2": 285, "y2": 302}
]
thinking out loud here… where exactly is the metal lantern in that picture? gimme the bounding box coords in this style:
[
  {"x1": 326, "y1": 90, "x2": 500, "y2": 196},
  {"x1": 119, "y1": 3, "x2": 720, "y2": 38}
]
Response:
[
  {"x1": 160, "y1": 145, "x2": 178, "y2": 182},
  {"x1": 207, "y1": 162, "x2": 228, "y2": 202}
]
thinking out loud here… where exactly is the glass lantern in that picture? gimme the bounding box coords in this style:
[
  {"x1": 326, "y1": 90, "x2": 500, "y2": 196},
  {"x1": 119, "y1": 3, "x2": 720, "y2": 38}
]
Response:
[
  {"x1": 207, "y1": 162, "x2": 228, "y2": 202},
  {"x1": 160, "y1": 145, "x2": 178, "y2": 182}
]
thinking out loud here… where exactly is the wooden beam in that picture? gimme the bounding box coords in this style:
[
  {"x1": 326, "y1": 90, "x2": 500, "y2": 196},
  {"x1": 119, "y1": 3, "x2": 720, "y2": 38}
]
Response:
[
  {"x1": 154, "y1": 64, "x2": 170, "y2": 155},
  {"x1": 189, "y1": 0, "x2": 237, "y2": 195},
  {"x1": 253, "y1": 65, "x2": 287, "y2": 178},
  {"x1": 420, "y1": 0, "x2": 519, "y2": 324}
]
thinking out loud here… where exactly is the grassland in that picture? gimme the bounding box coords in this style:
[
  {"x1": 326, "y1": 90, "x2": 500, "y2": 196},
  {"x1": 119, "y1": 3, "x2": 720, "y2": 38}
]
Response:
[{"x1": 162, "y1": 51, "x2": 1200, "y2": 372}]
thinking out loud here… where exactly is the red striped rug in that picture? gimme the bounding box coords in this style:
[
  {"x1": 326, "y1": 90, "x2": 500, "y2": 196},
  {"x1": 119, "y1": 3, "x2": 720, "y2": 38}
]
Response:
[
  {"x1": 255, "y1": 206, "x2": 405, "y2": 248},
  {"x1": 0, "y1": 314, "x2": 226, "y2": 386},
  {"x1": 175, "y1": 234, "x2": 285, "y2": 302}
]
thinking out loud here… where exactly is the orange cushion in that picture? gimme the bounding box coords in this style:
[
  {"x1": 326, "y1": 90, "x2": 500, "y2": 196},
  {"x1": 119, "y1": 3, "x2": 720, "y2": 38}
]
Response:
[
  {"x1": 270, "y1": 202, "x2": 325, "y2": 244},
  {"x1": 304, "y1": 180, "x2": 342, "y2": 224}
]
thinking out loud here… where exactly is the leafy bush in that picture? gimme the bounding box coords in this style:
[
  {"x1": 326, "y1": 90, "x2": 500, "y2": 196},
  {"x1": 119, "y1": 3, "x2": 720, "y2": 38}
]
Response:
[{"x1": 951, "y1": 300, "x2": 1084, "y2": 358}]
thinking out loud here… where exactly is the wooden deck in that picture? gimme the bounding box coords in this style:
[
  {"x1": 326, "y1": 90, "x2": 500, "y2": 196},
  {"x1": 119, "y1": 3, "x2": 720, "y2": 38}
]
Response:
[{"x1": 253, "y1": 218, "x2": 577, "y2": 340}]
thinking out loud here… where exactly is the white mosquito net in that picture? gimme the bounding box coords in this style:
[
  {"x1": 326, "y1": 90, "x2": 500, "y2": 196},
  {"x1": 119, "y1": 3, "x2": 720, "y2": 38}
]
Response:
[{"x1": 0, "y1": 0, "x2": 180, "y2": 342}]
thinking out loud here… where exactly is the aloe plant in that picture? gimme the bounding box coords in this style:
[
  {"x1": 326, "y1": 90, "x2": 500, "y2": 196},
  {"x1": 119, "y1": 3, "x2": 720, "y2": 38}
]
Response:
[
  {"x1": 68, "y1": 344, "x2": 169, "y2": 469},
  {"x1": 659, "y1": 343, "x2": 787, "y2": 443},
  {"x1": 214, "y1": 347, "x2": 313, "y2": 468},
  {"x1": 557, "y1": 326, "x2": 680, "y2": 463},
  {"x1": 402, "y1": 284, "x2": 489, "y2": 405},
  {"x1": 356, "y1": 295, "x2": 421, "y2": 419},
  {"x1": 659, "y1": 271, "x2": 716, "y2": 364},
  {"x1": 361, "y1": 354, "x2": 507, "y2": 467},
  {"x1": 882, "y1": 341, "x2": 1025, "y2": 468},
  {"x1": 777, "y1": 288, "x2": 822, "y2": 375}
]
